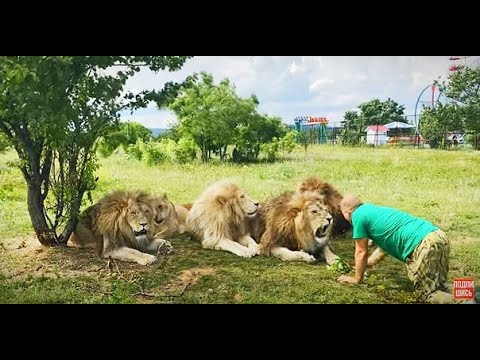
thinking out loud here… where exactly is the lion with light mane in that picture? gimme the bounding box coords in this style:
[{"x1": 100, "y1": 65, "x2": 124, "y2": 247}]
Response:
[
  {"x1": 249, "y1": 191, "x2": 337, "y2": 263},
  {"x1": 186, "y1": 180, "x2": 260, "y2": 258},
  {"x1": 70, "y1": 190, "x2": 173, "y2": 265}
]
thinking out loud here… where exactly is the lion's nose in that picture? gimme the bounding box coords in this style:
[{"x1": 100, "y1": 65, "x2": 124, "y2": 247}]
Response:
[
  {"x1": 254, "y1": 202, "x2": 259, "y2": 207},
  {"x1": 140, "y1": 221, "x2": 148, "y2": 228}
]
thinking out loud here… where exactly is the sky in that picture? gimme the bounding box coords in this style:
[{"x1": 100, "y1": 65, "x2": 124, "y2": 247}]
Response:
[{"x1": 119, "y1": 56, "x2": 480, "y2": 129}]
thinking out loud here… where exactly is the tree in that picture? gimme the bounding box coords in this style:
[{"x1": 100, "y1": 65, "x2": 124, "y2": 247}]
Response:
[
  {"x1": 341, "y1": 110, "x2": 360, "y2": 145},
  {"x1": 170, "y1": 72, "x2": 259, "y2": 162},
  {"x1": 419, "y1": 103, "x2": 461, "y2": 149},
  {"x1": 0, "y1": 132, "x2": 9, "y2": 153},
  {"x1": 98, "y1": 121, "x2": 153, "y2": 157},
  {"x1": 357, "y1": 98, "x2": 405, "y2": 126},
  {"x1": 234, "y1": 113, "x2": 286, "y2": 162},
  {"x1": 439, "y1": 67, "x2": 480, "y2": 149},
  {"x1": 0, "y1": 56, "x2": 193, "y2": 246},
  {"x1": 341, "y1": 98, "x2": 406, "y2": 146}
]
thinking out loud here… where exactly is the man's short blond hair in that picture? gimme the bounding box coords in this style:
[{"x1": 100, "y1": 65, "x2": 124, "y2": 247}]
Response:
[{"x1": 340, "y1": 194, "x2": 363, "y2": 212}]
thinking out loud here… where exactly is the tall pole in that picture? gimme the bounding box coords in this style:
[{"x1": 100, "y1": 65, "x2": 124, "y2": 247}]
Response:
[{"x1": 414, "y1": 83, "x2": 434, "y2": 148}]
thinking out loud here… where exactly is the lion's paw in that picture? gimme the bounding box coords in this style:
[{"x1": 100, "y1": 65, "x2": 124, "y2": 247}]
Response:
[
  {"x1": 239, "y1": 247, "x2": 257, "y2": 258},
  {"x1": 157, "y1": 240, "x2": 174, "y2": 256},
  {"x1": 138, "y1": 254, "x2": 158, "y2": 266},
  {"x1": 248, "y1": 243, "x2": 260, "y2": 255},
  {"x1": 300, "y1": 251, "x2": 316, "y2": 263}
]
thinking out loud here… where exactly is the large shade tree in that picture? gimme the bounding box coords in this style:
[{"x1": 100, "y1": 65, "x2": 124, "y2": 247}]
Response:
[
  {"x1": 438, "y1": 66, "x2": 480, "y2": 148},
  {"x1": 0, "y1": 56, "x2": 193, "y2": 246}
]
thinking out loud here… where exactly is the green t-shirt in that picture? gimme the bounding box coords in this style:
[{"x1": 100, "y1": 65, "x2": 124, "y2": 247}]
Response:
[{"x1": 351, "y1": 203, "x2": 438, "y2": 262}]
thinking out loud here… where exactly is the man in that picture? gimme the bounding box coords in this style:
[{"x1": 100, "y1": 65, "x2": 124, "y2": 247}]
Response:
[{"x1": 337, "y1": 194, "x2": 454, "y2": 304}]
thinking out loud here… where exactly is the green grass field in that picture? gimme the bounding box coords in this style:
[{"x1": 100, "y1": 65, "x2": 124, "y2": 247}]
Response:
[{"x1": 1, "y1": 145, "x2": 479, "y2": 303}]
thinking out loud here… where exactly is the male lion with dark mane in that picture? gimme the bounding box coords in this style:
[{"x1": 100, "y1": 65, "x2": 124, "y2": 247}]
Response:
[
  {"x1": 296, "y1": 176, "x2": 351, "y2": 236},
  {"x1": 70, "y1": 190, "x2": 173, "y2": 265},
  {"x1": 186, "y1": 180, "x2": 260, "y2": 258},
  {"x1": 249, "y1": 191, "x2": 338, "y2": 263}
]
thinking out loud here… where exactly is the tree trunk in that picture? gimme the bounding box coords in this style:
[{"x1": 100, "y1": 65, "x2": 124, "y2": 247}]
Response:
[{"x1": 27, "y1": 181, "x2": 56, "y2": 246}]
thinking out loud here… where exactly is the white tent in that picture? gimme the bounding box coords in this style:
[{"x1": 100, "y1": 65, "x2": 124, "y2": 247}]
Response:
[{"x1": 384, "y1": 121, "x2": 414, "y2": 129}]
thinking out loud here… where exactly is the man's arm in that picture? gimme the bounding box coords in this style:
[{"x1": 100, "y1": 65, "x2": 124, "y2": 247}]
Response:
[
  {"x1": 337, "y1": 238, "x2": 369, "y2": 284},
  {"x1": 354, "y1": 238, "x2": 369, "y2": 283}
]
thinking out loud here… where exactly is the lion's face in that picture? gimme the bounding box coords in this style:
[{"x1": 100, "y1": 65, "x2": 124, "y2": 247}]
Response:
[
  {"x1": 150, "y1": 196, "x2": 181, "y2": 238},
  {"x1": 295, "y1": 200, "x2": 333, "y2": 250},
  {"x1": 238, "y1": 192, "x2": 259, "y2": 219},
  {"x1": 150, "y1": 196, "x2": 174, "y2": 225},
  {"x1": 125, "y1": 200, "x2": 151, "y2": 237}
]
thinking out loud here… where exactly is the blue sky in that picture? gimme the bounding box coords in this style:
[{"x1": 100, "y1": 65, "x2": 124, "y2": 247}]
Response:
[{"x1": 120, "y1": 56, "x2": 478, "y2": 129}]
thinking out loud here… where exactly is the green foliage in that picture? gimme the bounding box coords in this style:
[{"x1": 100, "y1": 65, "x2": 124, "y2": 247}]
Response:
[
  {"x1": 98, "y1": 121, "x2": 152, "y2": 157},
  {"x1": 0, "y1": 132, "x2": 9, "y2": 152},
  {"x1": 358, "y1": 98, "x2": 405, "y2": 126},
  {"x1": 341, "y1": 110, "x2": 361, "y2": 145},
  {"x1": 170, "y1": 73, "x2": 284, "y2": 163},
  {"x1": 142, "y1": 141, "x2": 167, "y2": 166},
  {"x1": 278, "y1": 130, "x2": 298, "y2": 155},
  {"x1": 326, "y1": 258, "x2": 353, "y2": 274},
  {"x1": 260, "y1": 137, "x2": 280, "y2": 162},
  {"x1": 0, "y1": 56, "x2": 192, "y2": 245},
  {"x1": 436, "y1": 67, "x2": 480, "y2": 146},
  {"x1": 234, "y1": 114, "x2": 287, "y2": 163},
  {"x1": 419, "y1": 104, "x2": 460, "y2": 149},
  {"x1": 296, "y1": 130, "x2": 310, "y2": 152},
  {"x1": 174, "y1": 137, "x2": 197, "y2": 163}
]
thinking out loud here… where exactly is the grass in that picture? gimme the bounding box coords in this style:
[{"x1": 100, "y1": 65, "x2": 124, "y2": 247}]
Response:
[{"x1": 1, "y1": 145, "x2": 479, "y2": 303}]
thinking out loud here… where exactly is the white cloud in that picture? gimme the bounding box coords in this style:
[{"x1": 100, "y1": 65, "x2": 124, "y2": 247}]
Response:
[
  {"x1": 308, "y1": 78, "x2": 335, "y2": 93},
  {"x1": 117, "y1": 56, "x2": 478, "y2": 128}
]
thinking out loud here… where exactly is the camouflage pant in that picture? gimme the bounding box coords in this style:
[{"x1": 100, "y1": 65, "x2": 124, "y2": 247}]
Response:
[{"x1": 405, "y1": 230, "x2": 450, "y2": 297}]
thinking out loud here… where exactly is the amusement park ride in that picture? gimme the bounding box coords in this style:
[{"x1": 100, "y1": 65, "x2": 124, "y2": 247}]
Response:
[
  {"x1": 412, "y1": 56, "x2": 471, "y2": 147},
  {"x1": 294, "y1": 116, "x2": 329, "y2": 144},
  {"x1": 448, "y1": 56, "x2": 470, "y2": 72}
]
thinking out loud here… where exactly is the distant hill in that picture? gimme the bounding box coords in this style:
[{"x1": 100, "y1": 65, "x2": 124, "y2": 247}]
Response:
[{"x1": 149, "y1": 128, "x2": 168, "y2": 137}]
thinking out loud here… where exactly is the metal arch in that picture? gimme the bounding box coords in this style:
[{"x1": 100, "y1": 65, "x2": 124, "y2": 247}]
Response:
[{"x1": 413, "y1": 84, "x2": 434, "y2": 131}]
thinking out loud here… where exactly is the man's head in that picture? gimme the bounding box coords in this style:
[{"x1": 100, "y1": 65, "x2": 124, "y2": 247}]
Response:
[{"x1": 339, "y1": 194, "x2": 363, "y2": 224}]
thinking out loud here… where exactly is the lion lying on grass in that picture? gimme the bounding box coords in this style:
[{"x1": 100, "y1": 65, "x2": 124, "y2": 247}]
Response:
[
  {"x1": 296, "y1": 176, "x2": 351, "y2": 236},
  {"x1": 150, "y1": 194, "x2": 190, "y2": 239},
  {"x1": 70, "y1": 190, "x2": 173, "y2": 265},
  {"x1": 186, "y1": 180, "x2": 260, "y2": 258},
  {"x1": 249, "y1": 191, "x2": 338, "y2": 263}
]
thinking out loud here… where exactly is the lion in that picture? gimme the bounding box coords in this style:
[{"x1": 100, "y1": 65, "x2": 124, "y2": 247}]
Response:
[
  {"x1": 150, "y1": 194, "x2": 190, "y2": 238},
  {"x1": 186, "y1": 180, "x2": 260, "y2": 258},
  {"x1": 296, "y1": 176, "x2": 351, "y2": 236},
  {"x1": 70, "y1": 190, "x2": 173, "y2": 265},
  {"x1": 249, "y1": 191, "x2": 338, "y2": 264}
]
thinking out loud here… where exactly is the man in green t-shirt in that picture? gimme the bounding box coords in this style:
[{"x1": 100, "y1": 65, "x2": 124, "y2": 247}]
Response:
[{"x1": 337, "y1": 194, "x2": 454, "y2": 304}]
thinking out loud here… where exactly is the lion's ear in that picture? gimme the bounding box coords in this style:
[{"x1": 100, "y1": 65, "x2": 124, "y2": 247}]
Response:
[
  {"x1": 163, "y1": 192, "x2": 169, "y2": 200},
  {"x1": 217, "y1": 195, "x2": 227, "y2": 205},
  {"x1": 287, "y1": 206, "x2": 301, "y2": 219}
]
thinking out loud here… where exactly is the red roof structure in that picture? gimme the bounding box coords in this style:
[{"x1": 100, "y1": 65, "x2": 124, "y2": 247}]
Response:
[{"x1": 365, "y1": 125, "x2": 389, "y2": 133}]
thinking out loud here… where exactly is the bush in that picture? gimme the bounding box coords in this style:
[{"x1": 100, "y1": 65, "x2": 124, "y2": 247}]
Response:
[
  {"x1": 142, "y1": 141, "x2": 167, "y2": 166},
  {"x1": 0, "y1": 133, "x2": 10, "y2": 153},
  {"x1": 174, "y1": 137, "x2": 197, "y2": 163}
]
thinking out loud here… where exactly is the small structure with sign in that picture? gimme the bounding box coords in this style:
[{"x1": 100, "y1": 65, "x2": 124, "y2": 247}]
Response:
[{"x1": 294, "y1": 116, "x2": 329, "y2": 144}]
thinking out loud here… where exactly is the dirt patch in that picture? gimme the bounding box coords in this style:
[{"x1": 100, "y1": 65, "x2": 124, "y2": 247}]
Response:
[
  {"x1": 233, "y1": 292, "x2": 244, "y2": 303},
  {"x1": 162, "y1": 267, "x2": 216, "y2": 295},
  {"x1": 0, "y1": 235, "x2": 108, "y2": 280}
]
